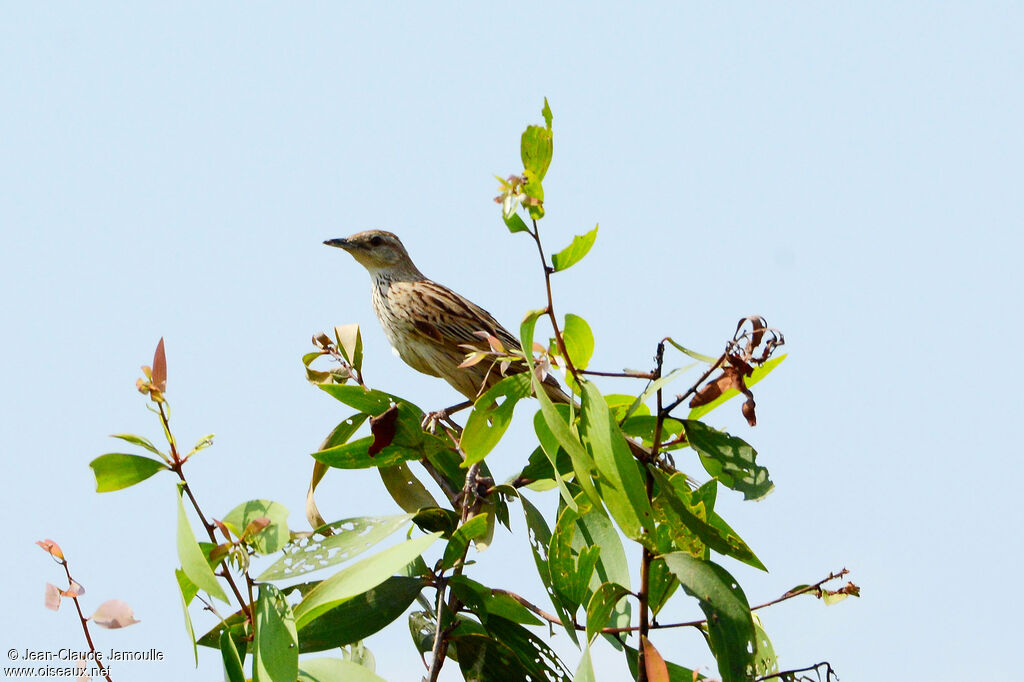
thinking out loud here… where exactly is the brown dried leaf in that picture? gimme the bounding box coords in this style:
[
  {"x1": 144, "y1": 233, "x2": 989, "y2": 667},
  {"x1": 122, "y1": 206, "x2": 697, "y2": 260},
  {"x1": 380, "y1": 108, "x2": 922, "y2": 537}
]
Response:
[
  {"x1": 742, "y1": 398, "x2": 757, "y2": 426},
  {"x1": 688, "y1": 369, "x2": 735, "y2": 408},
  {"x1": 368, "y1": 404, "x2": 400, "y2": 456},
  {"x1": 151, "y1": 338, "x2": 167, "y2": 393}
]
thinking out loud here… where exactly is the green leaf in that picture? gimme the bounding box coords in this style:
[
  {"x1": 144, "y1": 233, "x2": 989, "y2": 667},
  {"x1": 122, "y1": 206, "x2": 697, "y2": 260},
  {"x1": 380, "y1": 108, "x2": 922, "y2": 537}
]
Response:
[
  {"x1": 551, "y1": 224, "x2": 598, "y2": 272},
  {"x1": 662, "y1": 554, "x2": 756, "y2": 682},
  {"x1": 665, "y1": 338, "x2": 718, "y2": 364},
  {"x1": 521, "y1": 124, "x2": 553, "y2": 181},
  {"x1": 257, "y1": 513, "x2": 415, "y2": 581},
  {"x1": 294, "y1": 532, "x2": 441, "y2": 628},
  {"x1": 504, "y1": 211, "x2": 530, "y2": 234},
  {"x1": 562, "y1": 314, "x2": 595, "y2": 371},
  {"x1": 175, "y1": 569, "x2": 198, "y2": 665},
  {"x1": 461, "y1": 373, "x2": 533, "y2": 466},
  {"x1": 683, "y1": 421, "x2": 774, "y2": 501},
  {"x1": 541, "y1": 97, "x2": 553, "y2": 131},
  {"x1": 254, "y1": 584, "x2": 298, "y2": 682},
  {"x1": 378, "y1": 463, "x2": 438, "y2": 513},
  {"x1": 318, "y1": 384, "x2": 420, "y2": 414},
  {"x1": 572, "y1": 506, "x2": 631, "y2": 643},
  {"x1": 109, "y1": 433, "x2": 165, "y2": 458},
  {"x1": 298, "y1": 658, "x2": 387, "y2": 682},
  {"x1": 292, "y1": 577, "x2": 423, "y2": 652},
  {"x1": 453, "y1": 633, "x2": 536, "y2": 681},
  {"x1": 314, "y1": 395, "x2": 448, "y2": 469},
  {"x1": 90, "y1": 453, "x2": 167, "y2": 492},
  {"x1": 622, "y1": 364, "x2": 697, "y2": 423},
  {"x1": 652, "y1": 472, "x2": 765, "y2": 570},
  {"x1": 585, "y1": 582, "x2": 630, "y2": 643},
  {"x1": 453, "y1": 616, "x2": 571, "y2": 682},
  {"x1": 519, "y1": 494, "x2": 579, "y2": 646},
  {"x1": 176, "y1": 487, "x2": 228, "y2": 603},
  {"x1": 220, "y1": 629, "x2": 245, "y2": 682},
  {"x1": 580, "y1": 381, "x2": 655, "y2": 541},
  {"x1": 520, "y1": 309, "x2": 585, "y2": 508},
  {"x1": 752, "y1": 615, "x2": 778, "y2": 677},
  {"x1": 222, "y1": 499, "x2": 290, "y2": 555},
  {"x1": 575, "y1": 646, "x2": 595, "y2": 682},
  {"x1": 442, "y1": 513, "x2": 491, "y2": 570},
  {"x1": 647, "y1": 554, "x2": 679, "y2": 616},
  {"x1": 549, "y1": 499, "x2": 601, "y2": 612},
  {"x1": 687, "y1": 354, "x2": 787, "y2": 421}
]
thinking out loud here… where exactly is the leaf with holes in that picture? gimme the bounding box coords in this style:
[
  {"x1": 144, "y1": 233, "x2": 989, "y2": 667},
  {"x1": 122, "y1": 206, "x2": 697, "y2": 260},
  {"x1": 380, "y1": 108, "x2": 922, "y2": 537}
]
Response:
[
  {"x1": 294, "y1": 532, "x2": 441, "y2": 628},
  {"x1": 662, "y1": 553, "x2": 756, "y2": 682},
  {"x1": 257, "y1": 514, "x2": 415, "y2": 581},
  {"x1": 683, "y1": 421, "x2": 773, "y2": 501},
  {"x1": 254, "y1": 584, "x2": 298, "y2": 682}
]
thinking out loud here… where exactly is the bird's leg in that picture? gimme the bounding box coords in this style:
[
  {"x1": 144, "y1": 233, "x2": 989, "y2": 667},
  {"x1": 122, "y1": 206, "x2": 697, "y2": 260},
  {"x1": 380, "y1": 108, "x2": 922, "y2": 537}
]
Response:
[{"x1": 421, "y1": 399, "x2": 473, "y2": 432}]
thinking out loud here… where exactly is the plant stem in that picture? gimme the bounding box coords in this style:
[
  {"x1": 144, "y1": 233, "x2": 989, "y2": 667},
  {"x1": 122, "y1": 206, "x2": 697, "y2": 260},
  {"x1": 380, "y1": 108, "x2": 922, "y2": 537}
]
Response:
[
  {"x1": 637, "y1": 341, "x2": 666, "y2": 681},
  {"x1": 530, "y1": 219, "x2": 581, "y2": 383},
  {"x1": 658, "y1": 352, "x2": 726, "y2": 418},
  {"x1": 160, "y1": 402, "x2": 251, "y2": 619},
  {"x1": 492, "y1": 568, "x2": 849, "y2": 635},
  {"x1": 62, "y1": 562, "x2": 114, "y2": 682}
]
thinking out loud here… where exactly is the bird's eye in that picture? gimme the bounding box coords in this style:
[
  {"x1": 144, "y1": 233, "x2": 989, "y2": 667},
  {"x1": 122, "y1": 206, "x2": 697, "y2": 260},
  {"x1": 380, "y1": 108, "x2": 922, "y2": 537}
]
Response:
[{"x1": 370, "y1": 236, "x2": 383, "y2": 247}]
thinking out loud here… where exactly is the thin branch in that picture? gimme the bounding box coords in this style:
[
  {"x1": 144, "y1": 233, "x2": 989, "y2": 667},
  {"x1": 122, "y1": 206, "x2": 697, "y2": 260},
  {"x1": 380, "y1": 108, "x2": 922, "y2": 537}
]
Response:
[
  {"x1": 492, "y1": 569, "x2": 850, "y2": 635},
  {"x1": 658, "y1": 351, "x2": 727, "y2": 418},
  {"x1": 580, "y1": 369, "x2": 656, "y2": 379},
  {"x1": 161, "y1": 403, "x2": 251, "y2": 620},
  {"x1": 530, "y1": 219, "x2": 581, "y2": 384},
  {"x1": 757, "y1": 661, "x2": 838, "y2": 682},
  {"x1": 426, "y1": 577, "x2": 448, "y2": 682},
  {"x1": 60, "y1": 562, "x2": 114, "y2": 682},
  {"x1": 637, "y1": 341, "x2": 666, "y2": 682}
]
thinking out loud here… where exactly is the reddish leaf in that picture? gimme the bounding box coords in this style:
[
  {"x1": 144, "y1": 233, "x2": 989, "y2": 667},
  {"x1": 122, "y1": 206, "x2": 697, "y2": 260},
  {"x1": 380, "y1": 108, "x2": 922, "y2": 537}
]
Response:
[
  {"x1": 242, "y1": 517, "x2": 272, "y2": 538},
  {"x1": 642, "y1": 636, "x2": 670, "y2": 682},
  {"x1": 368, "y1": 404, "x2": 399, "y2": 456},
  {"x1": 214, "y1": 518, "x2": 232, "y2": 540},
  {"x1": 151, "y1": 338, "x2": 167, "y2": 393},
  {"x1": 91, "y1": 599, "x2": 140, "y2": 629},
  {"x1": 36, "y1": 539, "x2": 64, "y2": 562}
]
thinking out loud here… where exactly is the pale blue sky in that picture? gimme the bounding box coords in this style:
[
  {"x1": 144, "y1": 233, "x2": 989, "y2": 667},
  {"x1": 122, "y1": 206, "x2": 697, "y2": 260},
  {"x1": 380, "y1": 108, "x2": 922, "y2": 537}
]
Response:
[{"x1": 2, "y1": 4, "x2": 1021, "y2": 680}]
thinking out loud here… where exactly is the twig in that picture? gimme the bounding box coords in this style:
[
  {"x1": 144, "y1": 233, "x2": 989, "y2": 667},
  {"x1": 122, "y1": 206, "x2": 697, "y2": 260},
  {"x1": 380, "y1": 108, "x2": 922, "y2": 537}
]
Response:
[
  {"x1": 529, "y1": 219, "x2": 581, "y2": 384},
  {"x1": 426, "y1": 576, "x2": 448, "y2": 682},
  {"x1": 580, "y1": 369, "x2": 656, "y2": 379},
  {"x1": 160, "y1": 402, "x2": 251, "y2": 620},
  {"x1": 758, "y1": 661, "x2": 838, "y2": 681},
  {"x1": 658, "y1": 352, "x2": 727, "y2": 418},
  {"x1": 637, "y1": 341, "x2": 666, "y2": 681},
  {"x1": 57, "y1": 561, "x2": 114, "y2": 682},
  {"x1": 492, "y1": 569, "x2": 850, "y2": 635}
]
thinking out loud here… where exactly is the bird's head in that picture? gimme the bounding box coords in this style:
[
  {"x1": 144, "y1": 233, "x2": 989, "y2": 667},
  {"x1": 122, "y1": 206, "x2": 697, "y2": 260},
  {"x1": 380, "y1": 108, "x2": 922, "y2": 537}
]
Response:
[{"x1": 324, "y1": 230, "x2": 422, "y2": 278}]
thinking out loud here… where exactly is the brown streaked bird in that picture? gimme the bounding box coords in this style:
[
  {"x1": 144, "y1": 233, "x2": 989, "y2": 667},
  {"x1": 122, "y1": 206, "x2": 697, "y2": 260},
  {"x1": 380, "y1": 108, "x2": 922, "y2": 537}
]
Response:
[{"x1": 324, "y1": 230, "x2": 569, "y2": 406}]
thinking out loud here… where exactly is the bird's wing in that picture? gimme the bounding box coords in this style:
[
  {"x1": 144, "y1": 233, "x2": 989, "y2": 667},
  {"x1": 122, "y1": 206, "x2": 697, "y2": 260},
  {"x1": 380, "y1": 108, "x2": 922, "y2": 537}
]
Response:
[{"x1": 397, "y1": 279, "x2": 523, "y2": 352}]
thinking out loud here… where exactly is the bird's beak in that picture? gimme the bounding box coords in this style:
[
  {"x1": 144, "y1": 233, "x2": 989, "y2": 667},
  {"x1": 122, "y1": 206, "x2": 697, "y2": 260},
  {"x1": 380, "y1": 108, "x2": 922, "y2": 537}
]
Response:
[{"x1": 324, "y1": 238, "x2": 351, "y2": 250}]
